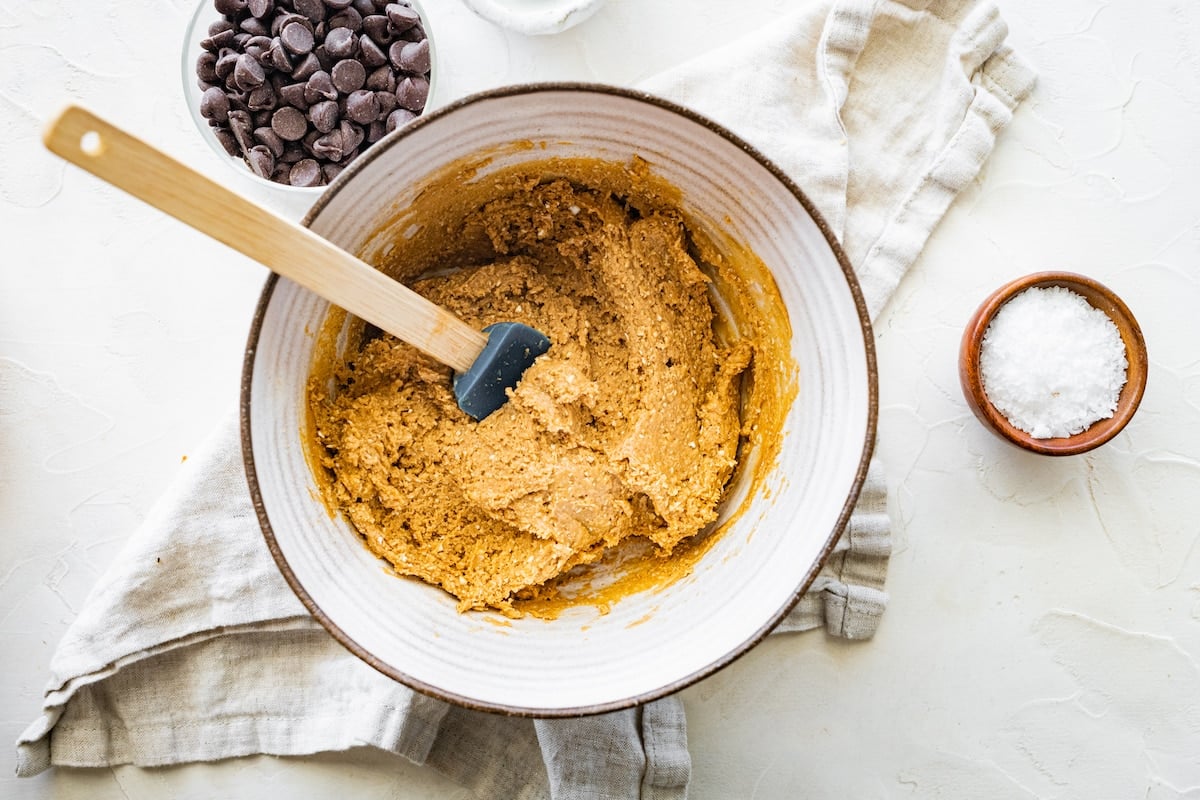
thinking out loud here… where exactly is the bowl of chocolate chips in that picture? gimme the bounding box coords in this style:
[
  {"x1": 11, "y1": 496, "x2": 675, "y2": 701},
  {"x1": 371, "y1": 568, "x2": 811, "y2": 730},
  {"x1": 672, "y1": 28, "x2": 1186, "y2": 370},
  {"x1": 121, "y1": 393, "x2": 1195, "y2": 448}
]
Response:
[{"x1": 183, "y1": 0, "x2": 435, "y2": 190}]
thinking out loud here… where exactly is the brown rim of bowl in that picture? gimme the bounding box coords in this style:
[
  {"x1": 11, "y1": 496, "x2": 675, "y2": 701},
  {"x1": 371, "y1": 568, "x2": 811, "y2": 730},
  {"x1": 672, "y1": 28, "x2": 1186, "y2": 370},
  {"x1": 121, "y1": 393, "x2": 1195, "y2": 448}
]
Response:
[
  {"x1": 239, "y1": 82, "x2": 879, "y2": 717},
  {"x1": 959, "y1": 270, "x2": 1148, "y2": 457}
]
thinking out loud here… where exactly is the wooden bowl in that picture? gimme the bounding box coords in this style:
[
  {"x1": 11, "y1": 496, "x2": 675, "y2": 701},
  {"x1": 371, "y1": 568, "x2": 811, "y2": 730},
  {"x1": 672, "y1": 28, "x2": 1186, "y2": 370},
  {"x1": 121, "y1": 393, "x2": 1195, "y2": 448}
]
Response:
[
  {"x1": 242, "y1": 84, "x2": 876, "y2": 715},
  {"x1": 959, "y1": 271, "x2": 1148, "y2": 456}
]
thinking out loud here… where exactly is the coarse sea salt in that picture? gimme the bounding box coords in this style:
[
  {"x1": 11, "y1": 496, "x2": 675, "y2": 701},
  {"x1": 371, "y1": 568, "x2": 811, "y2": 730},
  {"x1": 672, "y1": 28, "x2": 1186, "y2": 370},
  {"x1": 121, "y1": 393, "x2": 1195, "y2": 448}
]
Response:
[{"x1": 980, "y1": 285, "x2": 1128, "y2": 439}]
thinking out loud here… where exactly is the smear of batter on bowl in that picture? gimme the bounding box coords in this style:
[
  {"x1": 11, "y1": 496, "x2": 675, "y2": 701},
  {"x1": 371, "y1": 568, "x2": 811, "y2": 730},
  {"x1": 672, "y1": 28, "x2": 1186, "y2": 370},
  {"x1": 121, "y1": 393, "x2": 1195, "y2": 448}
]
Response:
[{"x1": 309, "y1": 175, "x2": 759, "y2": 616}]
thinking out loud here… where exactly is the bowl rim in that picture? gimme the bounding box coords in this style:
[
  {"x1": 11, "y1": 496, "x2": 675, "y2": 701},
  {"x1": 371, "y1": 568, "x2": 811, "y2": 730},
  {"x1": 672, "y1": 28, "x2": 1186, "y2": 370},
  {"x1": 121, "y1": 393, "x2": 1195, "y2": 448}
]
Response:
[
  {"x1": 959, "y1": 270, "x2": 1149, "y2": 456},
  {"x1": 239, "y1": 81, "x2": 879, "y2": 716}
]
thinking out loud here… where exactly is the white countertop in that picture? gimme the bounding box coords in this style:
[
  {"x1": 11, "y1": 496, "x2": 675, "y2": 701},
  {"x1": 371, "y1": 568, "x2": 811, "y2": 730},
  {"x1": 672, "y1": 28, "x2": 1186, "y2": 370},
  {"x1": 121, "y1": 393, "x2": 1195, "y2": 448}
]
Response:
[{"x1": 4, "y1": 0, "x2": 1199, "y2": 797}]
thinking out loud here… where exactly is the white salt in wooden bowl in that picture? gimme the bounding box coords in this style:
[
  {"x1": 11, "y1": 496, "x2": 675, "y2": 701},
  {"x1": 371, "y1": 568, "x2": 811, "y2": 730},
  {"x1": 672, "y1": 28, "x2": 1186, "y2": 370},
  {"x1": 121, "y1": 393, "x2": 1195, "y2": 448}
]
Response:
[
  {"x1": 241, "y1": 84, "x2": 876, "y2": 715},
  {"x1": 959, "y1": 271, "x2": 1148, "y2": 456}
]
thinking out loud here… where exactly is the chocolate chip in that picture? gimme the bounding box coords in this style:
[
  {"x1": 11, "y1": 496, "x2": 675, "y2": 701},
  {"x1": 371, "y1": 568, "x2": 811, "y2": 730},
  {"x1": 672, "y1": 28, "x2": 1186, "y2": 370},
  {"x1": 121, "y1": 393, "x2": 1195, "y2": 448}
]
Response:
[
  {"x1": 277, "y1": 81, "x2": 310, "y2": 110},
  {"x1": 240, "y1": 16, "x2": 271, "y2": 37},
  {"x1": 214, "y1": 126, "x2": 241, "y2": 156},
  {"x1": 395, "y1": 38, "x2": 428, "y2": 73},
  {"x1": 290, "y1": 51, "x2": 321, "y2": 80},
  {"x1": 228, "y1": 109, "x2": 256, "y2": 154},
  {"x1": 200, "y1": 86, "x2": 231, "y2": 122},
  {"x1": 313, "y1": 43, "x2": 334, "y2": 71},
  {"x1": 294, "y1": 0, "x2": 326, "y2": 23},
  {"x1": 289, "y1": 158, "x2": 323, "y2": 186},
  {"x1": 308, "y1": 99, "x2": 340, "y2": 133},
  {"x1": 323, "y1": 161, "x2": 345, "y2": 182},
  {"x1": 358, "y1": 34, "x2": 387, "y2": 68},
  {"x1": 248, "y1": 0, "x2": 274, "y2": 17},
  {"x1": 386, "y1": 40, "x2": 405, "y2": 71},
  {"x1": 339, "y1": 119, "x2": 365, "y2": 151},
  {"x1": 247, "y1": 82, "x2": 276, "y2": 111},
  {"x1": 253, "y1": 126, "x2": 286, "y2": 157},
  {"x1": 311, "y1": 129, "x2": 345, "y2": 161},
  {"x1": 279, "y1": 143, "x2": 306, "y2": 163},
  {"x1": 268, "y1": 38, "x2": 293, "y2": 71},
  {"x1": 227, "y1": 92, "x2": 249, "y2": 114},
  {"x1": 280, "y1": 20, "x2": 315, "y2": 54},
  {"x1": 197, "y1": 52, "x2": 219, "y2": 83},
  {"x1": 361, "y1": 14, "x2": 391, "y2": 44},
  {"x1": 271, "y1": 105, "x2": 309, "y2": 140},
  {"x1": 214, "y1": 0, "x2": 248, "y2": 14},
  {"x1": 324, "y1": 27, "x2": 356, "y2": 58},
  {"x1": 271, "y1": 11, "x2": 308, "y2": 36},
  {"x1": 344, "y1": 89, "x2": 379, "y2": 124},
  {"x1": 233, "y1": 53, "x2": 267, "y2": 91},
  {"x1": 331, "y1": 58, "x2": 366, "y2": 92},
  {"x1": 385, "y1": 107, "x2": 415, "y2": 133},
  {"x1": 304, "y1": 69, "x2": 337, "y2": 103},
  {"x1": 215, "y1": 50, "x2": 240, "y2": 80},
  {"x1": 366, "y1": 118, "x2": 386, "y2": 143},
  {"x1": 201, "y1": 27, "x2": 236, "y2": 53},
  {"x1": 244, "y1": 43, "x2": 267, "y2": 63},
  {"x1": 374, "y1": 90, "x2": 397, "y2": 116},
  {"x1": 247, "y1": 144, "x2": 276, "y2": 178},
  {"x1": 208, "y1": 18, "x2": 235, "y2": 36},
  {"x1": 352, "y1": 0, "x2": 376, "y2": 17},
  {"x1": 385, "y1": 3, "x2": 419, "y2": 32},
  {"x1": 328, "y1": 7, "x2": 363, "y2": 31},
  {"x1": 394, "y1": 75, "x2": 426, "y2": 111},
  {"x1": 365, "y1": 64, "x2": 395, "y2": 92}
]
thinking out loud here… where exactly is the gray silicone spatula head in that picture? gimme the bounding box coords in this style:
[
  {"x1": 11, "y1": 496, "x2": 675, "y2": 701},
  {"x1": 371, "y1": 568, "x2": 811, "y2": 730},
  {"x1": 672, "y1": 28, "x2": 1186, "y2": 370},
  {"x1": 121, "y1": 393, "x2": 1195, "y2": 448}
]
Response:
[{"x1": 453, "y1": 322, "x2": 552, "y2": 420}]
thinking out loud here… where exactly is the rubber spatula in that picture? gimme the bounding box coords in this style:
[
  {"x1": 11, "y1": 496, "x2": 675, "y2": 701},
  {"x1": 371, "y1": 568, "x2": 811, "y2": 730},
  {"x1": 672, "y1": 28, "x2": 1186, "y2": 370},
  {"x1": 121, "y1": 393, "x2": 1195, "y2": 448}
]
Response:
[{"x1": 42, "y1": 105, "x2": 550, "y2": 421}]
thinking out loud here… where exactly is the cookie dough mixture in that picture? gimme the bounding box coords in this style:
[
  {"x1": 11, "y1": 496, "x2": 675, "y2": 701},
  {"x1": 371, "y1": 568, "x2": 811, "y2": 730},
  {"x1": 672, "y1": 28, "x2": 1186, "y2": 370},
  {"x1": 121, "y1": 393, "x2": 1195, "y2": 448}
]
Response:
[{"x1": 310, "y1": 177, "x2": 755, "y2": 614}]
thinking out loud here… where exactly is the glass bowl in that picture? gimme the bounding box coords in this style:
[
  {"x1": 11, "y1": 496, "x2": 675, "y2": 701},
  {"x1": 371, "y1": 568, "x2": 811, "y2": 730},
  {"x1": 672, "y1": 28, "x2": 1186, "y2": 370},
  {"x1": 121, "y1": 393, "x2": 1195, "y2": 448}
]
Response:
[{"x1": 181, "y1": 0, "x2": 439, "y2": 195}]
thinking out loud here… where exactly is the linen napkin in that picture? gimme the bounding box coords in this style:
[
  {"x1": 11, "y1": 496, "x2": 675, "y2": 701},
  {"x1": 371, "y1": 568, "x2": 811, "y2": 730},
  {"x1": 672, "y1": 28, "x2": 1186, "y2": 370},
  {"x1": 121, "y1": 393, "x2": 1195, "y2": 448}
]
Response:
[{"x1": 16, "y1": 0, "x2": 1035, "y2": 795}]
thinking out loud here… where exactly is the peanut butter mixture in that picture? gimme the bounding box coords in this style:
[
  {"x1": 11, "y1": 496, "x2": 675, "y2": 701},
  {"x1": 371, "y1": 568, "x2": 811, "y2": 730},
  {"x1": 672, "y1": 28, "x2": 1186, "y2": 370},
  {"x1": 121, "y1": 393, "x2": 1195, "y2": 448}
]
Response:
[{"x1": 310, "y1": 178, "x2": 754, "y2": 614}]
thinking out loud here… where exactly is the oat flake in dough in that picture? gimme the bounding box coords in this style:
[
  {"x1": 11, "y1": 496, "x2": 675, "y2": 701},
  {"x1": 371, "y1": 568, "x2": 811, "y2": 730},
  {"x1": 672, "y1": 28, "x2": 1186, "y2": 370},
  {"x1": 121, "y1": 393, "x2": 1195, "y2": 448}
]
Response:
[{"x1": 311, "y1": 180, "x2": 754, "y2": 614}]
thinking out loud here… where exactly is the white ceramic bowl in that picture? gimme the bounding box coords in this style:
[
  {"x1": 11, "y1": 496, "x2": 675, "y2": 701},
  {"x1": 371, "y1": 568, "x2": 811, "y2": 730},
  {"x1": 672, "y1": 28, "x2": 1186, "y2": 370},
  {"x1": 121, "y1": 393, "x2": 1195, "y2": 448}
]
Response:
[{"x1": 242, "y1": 83, "x2": 876, "y2": 715}]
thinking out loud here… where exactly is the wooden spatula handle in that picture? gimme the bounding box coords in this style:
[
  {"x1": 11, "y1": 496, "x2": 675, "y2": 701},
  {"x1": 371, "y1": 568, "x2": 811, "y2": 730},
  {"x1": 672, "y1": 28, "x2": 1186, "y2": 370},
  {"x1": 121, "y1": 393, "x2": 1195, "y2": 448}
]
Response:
[{"x1": 43, "y1": 105, "x2": 488, "y2": 373}]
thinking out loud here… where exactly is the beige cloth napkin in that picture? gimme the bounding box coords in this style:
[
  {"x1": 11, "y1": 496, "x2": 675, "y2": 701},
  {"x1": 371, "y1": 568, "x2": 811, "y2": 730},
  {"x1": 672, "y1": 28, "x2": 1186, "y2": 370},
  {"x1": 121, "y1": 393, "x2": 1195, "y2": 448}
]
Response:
[{"x1": 16, "y1": 0, "x2": 1034, "y2": 795}]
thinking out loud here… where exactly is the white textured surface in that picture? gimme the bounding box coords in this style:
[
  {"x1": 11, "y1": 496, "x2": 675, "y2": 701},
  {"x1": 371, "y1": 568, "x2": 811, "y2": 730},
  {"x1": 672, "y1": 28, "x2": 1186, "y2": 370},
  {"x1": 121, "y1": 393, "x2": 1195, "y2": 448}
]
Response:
[{"x1": 2, "y1": 0, "x2": 1199, "y2": 797}]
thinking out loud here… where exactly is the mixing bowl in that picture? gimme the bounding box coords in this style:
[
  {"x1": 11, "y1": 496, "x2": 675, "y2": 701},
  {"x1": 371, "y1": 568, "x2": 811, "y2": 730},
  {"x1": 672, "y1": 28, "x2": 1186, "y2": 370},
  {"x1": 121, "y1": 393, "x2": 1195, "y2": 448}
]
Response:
[{"x1": 241, "y1": 83, "x2": 876, "y2": 715}]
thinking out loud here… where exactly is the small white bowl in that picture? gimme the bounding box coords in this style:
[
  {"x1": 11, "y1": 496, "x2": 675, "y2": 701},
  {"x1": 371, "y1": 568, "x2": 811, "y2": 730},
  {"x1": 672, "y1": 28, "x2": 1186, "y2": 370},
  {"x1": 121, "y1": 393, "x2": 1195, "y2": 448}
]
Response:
[
  {"x1": 461, "y1": 0, "x2": 606, "y2": 35},
  {"x1": 242, "y1": 84, "x2": 876, "y2": 715}
]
